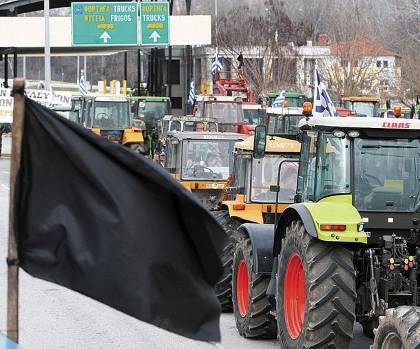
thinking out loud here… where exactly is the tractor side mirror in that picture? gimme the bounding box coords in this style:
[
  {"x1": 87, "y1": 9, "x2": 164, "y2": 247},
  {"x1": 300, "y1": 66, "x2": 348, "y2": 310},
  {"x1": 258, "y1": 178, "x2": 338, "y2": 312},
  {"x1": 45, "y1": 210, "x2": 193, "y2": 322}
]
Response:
[{"x1": 253, "y1": 125, "x2": 266, "y2": 159}]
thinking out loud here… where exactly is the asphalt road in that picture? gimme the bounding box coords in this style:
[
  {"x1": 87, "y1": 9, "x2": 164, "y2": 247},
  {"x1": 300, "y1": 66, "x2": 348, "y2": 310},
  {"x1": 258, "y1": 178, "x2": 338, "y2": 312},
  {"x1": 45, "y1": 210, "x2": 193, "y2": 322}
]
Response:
[{"x1": 0, "y1": 156, "x2": 372, "y2": 349}]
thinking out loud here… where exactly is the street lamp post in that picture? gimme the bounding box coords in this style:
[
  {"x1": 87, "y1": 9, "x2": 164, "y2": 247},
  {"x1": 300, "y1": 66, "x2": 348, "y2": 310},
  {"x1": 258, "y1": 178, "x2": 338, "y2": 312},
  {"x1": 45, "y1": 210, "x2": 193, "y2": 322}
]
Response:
[{"x1": 44, "y1": 0, "x2": 51, "y2": 90}]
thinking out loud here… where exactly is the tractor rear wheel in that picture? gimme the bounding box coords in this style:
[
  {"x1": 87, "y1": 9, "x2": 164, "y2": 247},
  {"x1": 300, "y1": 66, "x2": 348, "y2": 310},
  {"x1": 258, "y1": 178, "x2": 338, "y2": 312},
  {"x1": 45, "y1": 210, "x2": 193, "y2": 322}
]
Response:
[
  {"x1": 371, "y1": 306, "x2": 420, "y2": 349},
  {"x1": 232, "y1": 231, "x2": 277, "y2": 338},
  {"x1": 213, "y1": 210, "x2": 241, "y2": 312},
  {"x1": 276, "y1": 220, "x2": 356, "y2": 349}
]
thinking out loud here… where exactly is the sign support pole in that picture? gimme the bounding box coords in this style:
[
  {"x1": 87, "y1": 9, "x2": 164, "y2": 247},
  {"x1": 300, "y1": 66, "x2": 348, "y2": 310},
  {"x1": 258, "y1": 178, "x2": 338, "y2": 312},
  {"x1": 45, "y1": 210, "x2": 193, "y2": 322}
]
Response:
[
  {"x1": 7, "y1": 78, "x2": 25, "y2": 343},
  {"x1": 44, "y1": 0, "x2": 51, "y2": 90}
]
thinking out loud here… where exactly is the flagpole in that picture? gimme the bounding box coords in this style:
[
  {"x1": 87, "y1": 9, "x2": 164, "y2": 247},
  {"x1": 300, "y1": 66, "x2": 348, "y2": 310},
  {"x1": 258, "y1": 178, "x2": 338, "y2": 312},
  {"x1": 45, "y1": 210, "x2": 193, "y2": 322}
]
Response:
[{"x1": 7, "y1": 78, "x2": 25, "y2": 343}]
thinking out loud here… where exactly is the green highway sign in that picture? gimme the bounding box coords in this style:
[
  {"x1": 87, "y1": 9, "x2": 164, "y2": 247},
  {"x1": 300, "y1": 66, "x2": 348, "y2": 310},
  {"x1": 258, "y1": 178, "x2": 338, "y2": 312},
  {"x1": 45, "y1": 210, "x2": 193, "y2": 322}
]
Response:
[
  {"x1": 140, "y1": 2, "x2": 170, "y2": 46},
  {"x1": 72, "y1": 2, "x2": 138, "y2": 46}
]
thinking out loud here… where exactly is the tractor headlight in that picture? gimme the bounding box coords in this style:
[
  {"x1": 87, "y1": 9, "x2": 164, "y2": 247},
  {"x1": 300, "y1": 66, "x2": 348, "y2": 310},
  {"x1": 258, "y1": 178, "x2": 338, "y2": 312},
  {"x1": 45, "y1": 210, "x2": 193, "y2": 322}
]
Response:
[
  {"x1": 333, "y1": 129, "x2": 346, "y2": 138},
  {"x1": 348, "y1": 130, "x2": 360, "y2": 138}
]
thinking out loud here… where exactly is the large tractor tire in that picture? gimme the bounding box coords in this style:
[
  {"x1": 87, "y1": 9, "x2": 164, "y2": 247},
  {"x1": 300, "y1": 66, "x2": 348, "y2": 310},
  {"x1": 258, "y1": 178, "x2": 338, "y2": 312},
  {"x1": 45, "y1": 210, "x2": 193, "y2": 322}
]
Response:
[
  {"x1": 371, "y1": 306, "x2": 420, "y2": 349},
  {"x1": 232, "y1": 231, "x2": 277, "y2": 339},
  {"x1": 276, "y1": 220, "x2": 356, "y2": 349},
  {"x1": 213, "y1": 210, "x2": 241, "y2": 312}
]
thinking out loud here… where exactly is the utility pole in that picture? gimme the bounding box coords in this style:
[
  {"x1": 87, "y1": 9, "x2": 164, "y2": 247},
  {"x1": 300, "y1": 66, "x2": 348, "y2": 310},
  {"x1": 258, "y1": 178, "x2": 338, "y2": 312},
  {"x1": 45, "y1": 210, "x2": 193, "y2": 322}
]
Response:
[
  {"x1": 44, "y1": 0, "x2": 51, "y2": 90},
  {"x1": 167, "y1": 0, "x2": 174, "y2": 99},
  {"x1": 185, "y1": 0, "x2": 192, "y2": 113}
]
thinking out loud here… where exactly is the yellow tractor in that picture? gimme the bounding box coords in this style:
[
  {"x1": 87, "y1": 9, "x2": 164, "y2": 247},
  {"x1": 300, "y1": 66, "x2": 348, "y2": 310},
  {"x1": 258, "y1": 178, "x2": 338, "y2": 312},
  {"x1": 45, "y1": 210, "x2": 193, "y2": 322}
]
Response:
[
  {"x1": 163, "y1": 131, "x2": 246, "y2": 210},
  {"x1": 80, "y1": 95, "x2": 144, "y2": 152},
  {"x1": 213, "y1": 134, "x2": 301, "y2": 312}
]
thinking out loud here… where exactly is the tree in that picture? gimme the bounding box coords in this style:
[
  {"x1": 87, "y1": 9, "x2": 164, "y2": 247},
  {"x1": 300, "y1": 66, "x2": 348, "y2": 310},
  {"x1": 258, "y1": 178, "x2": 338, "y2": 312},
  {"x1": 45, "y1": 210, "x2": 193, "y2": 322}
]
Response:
[{"x1": 215, "y1": 2, "x2": 297, "y2": 97}]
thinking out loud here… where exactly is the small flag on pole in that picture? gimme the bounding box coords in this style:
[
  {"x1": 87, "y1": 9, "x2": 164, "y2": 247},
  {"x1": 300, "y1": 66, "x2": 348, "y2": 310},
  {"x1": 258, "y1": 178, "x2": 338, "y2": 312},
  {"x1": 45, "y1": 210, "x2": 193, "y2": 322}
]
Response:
[
  {"x1": 79, "y1": 70, "x2": 88, "y2": 95},
  {"x1": 272, "y1": 90, "x2": 286, "y2": 107},
  {"x1": 313, "y1": 68, "x2": 337, "y2": 117},
  {"x1": 188, "y1": 81, "x2": 195, "y2": 105},
  {"x1": 211, "y1": 51, "x2": 223, "y2": 75}
]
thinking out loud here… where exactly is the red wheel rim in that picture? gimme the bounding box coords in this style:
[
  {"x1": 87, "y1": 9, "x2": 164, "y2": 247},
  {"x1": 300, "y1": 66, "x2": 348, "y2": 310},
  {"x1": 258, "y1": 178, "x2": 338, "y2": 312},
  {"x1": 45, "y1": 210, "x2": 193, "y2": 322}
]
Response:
[
  {"x1": 283, "y1": 253, "x2": 306, "y2": 339},
  {"x1": 236, "y1": 260, "x2": 249, "y2": 317}
]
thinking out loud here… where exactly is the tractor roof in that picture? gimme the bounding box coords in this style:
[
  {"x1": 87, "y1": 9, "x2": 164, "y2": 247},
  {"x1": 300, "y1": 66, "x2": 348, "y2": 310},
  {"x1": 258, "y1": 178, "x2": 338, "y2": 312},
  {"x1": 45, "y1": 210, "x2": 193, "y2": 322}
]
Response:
[
  {"x1": 299, "y1": 117, "x2": 420, "y2": 132},
  {"x1": 235, "y1": 136, "x2": 301, "y2": 153},
  {"x1": 163, "y1": 115, "x2": 217, "y2": 122},
  {"x1": 85, "y1": 95, "x2": 128, "y2": 102},
  {"x1": 267, "y1": 106, "x2": 303, "y2": 115},
  {"x1": 341, "y1": 96, "x2": 381, "y2": 102},
  {"x1": 167, "y1": 131, "x2": 245, "y2": 141},
  {"x1": 130, "y1": 96, "x2": 170, "y2": 102},
  {"x1": 195, "y1": 95, "x2": 244, "y2": 103},
  {"x1": 267, "y1": 91, "x2": 305, "y2": 98}
]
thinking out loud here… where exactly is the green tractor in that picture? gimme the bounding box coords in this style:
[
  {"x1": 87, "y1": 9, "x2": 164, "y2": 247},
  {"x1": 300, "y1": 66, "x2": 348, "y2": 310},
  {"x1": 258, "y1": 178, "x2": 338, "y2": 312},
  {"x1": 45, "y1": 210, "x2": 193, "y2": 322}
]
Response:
[
  {"x1": 233, "y1": 112, "x2": 420, "y2": 348},
  {"x1": 130, "y1": 96, "x2": 171, "y2": 157}
]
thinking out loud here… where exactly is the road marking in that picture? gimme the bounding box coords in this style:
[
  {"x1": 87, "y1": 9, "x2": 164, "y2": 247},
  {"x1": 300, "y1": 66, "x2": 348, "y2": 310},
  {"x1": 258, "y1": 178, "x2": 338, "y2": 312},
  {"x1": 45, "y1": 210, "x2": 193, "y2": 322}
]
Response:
[{"x1": 1, "y1": 184, "x2": 9, "y2": 190}]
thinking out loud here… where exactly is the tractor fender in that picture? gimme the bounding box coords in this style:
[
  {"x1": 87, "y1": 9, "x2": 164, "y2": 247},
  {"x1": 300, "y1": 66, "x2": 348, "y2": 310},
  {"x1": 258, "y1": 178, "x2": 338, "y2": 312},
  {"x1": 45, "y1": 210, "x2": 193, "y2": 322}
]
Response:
[
  {"x1": 239, "y1": 223, "x2": 275, "y2": 275},
  {"x1": 273, "y1": 204, "x2": 317, "y2": 257}
]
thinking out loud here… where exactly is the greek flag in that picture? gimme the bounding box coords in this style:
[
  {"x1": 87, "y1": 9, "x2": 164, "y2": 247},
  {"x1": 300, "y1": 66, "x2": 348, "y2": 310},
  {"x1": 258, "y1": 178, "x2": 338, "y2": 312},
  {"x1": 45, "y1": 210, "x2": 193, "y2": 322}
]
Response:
[
  {"x1": 79, "y1": 70, "x2": 88, "y2": 95},
  {"x1": 211, "y1": 51, "x2": 223, "y2": 75},
  {"x1": 313, "y1": 68, "x2": 337, "y2": 117},
  {"x1": 272, "y1": 90, "x2": 286, "y2": 107},
  {"x1": 188, "y1": 81, "x2": 195, "y2": 105}
]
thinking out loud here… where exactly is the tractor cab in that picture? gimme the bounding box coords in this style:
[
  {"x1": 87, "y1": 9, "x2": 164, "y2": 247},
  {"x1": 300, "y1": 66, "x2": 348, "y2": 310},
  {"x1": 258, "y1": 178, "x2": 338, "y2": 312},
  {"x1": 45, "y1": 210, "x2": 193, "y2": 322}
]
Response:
[
  {"x1": 267, "y1": 91, "x2": 305, "y2": 108},
  {"x1": 242, "y1": 103, "x2": 266, "y2": 131},
  {"x1": 223, "y1": 135, "x2": 300, "y2": 224},
  {"x1": 130, "y1": 96, "x2": 171, "y2": 134},
  {"x1": 193, "y1": 95, "x2": 247, "y2": 133},
  {"x1": 159, "y1": 115, "x2": 218, "y2": 137},
  {"x1": 341, "y1": 96, "x2": 381, "y2": 117},
  {"x1": 163, "y1": 132, "x2": 245, "y2": 210},
  {"x1": 80, "y1": 95, "x2": 144, "y2": 152},
  {"x1": 69, "y1": 95, "x2": 83, "y2": 123},
  {"x1": 266, "y1": 106, "x2": 305, "y2": 136}
]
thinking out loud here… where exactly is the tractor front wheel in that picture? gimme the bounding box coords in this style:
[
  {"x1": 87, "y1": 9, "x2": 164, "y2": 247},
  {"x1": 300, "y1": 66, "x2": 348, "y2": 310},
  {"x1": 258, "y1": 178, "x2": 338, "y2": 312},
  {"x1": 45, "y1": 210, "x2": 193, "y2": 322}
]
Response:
[
  {"x1": 371, "y1": 306, "x2": 420, "y2": 349},
  {"x1": 232, "y1": 231, "x2": 276, "y2": 338},
  {"x1": 276, "y1": 220, "x2": 356, "y2": 349}
]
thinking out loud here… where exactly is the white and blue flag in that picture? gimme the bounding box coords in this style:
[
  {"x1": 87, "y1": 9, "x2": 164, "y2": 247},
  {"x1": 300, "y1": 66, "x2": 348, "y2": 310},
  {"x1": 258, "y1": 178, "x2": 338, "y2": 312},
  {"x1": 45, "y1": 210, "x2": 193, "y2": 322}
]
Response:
[
  {"x1": 211, "y1": 51, "x2": 223, "y2": 75},
  {"x1": 188, "y1": 81, "x2": 195, "y2": 105},
  {"x1": 79, "y1": 70, "x2": 88, "y2": 95},
  {"x1": 313, "y1": 68, "x2": 336, "y2": 117},
  {"x1": 272, "y1": 90, "x2": 286, "y2": 107}
]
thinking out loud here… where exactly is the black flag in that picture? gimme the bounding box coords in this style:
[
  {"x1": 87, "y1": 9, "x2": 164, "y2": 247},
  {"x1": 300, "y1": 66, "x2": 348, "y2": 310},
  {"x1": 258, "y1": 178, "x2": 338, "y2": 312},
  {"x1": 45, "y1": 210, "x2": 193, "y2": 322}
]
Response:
[{"x1": 14, "y1": 98, "x2": 225, "y2": 342}]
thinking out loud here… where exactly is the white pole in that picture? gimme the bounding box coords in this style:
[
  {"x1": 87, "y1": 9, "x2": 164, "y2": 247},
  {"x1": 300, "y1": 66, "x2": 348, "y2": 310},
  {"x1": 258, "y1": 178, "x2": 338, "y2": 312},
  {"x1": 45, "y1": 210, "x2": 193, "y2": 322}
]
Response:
[
  {"x1": 84, "y1": 56, "x2": 87, "y2": 90},
  {"x1": 22, "y1": 56, "x2": 26, "y2": 79},
  {"x1": 77, "y1": 56, "x2": 80, "y2": 84},
  {"x1": 215, "y1": 0, "x2": 218, "y2": 48},
  {"x1": 44, "y1": 0, "x2": 51, "y2": 90}
]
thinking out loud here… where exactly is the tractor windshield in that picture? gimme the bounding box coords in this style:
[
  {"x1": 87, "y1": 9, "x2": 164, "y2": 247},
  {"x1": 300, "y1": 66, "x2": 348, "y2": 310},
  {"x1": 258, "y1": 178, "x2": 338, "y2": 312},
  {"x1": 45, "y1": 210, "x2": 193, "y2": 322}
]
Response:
[
  {"x1": 243, "y1": 108, "x2": 264, "y2": 125},
  {"x1": 267, "y1": 114, "x2": 304, "y2": 135},
  {"x1": 354, "y1": 138, "x2": 420, "y2": 212},
  {"x1": 92, "y1": 101, "x2": 130, "y2": 129},
  {"x1": 205, "y1": 102, "x2": 244, "y2": 124},
  {"x1": 251, "y1": 156, "x2": 298, "y2": 203},
  {"x1": 136, "y1": 100, "x2": 170, "y2": 130},
  {"x1": 181, "y1": 140, "x2": 236, "y2": 180}
]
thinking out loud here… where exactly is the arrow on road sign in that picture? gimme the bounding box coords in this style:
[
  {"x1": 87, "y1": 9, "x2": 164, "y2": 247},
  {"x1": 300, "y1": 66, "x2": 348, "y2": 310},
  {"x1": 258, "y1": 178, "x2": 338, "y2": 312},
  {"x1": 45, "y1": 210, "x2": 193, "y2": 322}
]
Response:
[
  {"x1": 100, "y1": 31, "x2": 111, "y2": 43},
  {"x1": 149, "y1": 31, "x2": 161, "y2": 43}
]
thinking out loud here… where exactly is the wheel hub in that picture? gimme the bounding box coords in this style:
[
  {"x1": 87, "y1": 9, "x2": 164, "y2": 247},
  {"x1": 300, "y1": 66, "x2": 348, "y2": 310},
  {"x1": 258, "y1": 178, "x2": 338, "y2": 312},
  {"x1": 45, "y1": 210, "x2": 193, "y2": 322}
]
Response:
[
  {"x1": 236, "y1": 260, "x2": 249, "y2": 317},
  {"x1": 382, "y1": 332, "x2": 402, "y2": 349},
  {"x1": 283, "y1": 253, "x2": 306, "y2": 339}
]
